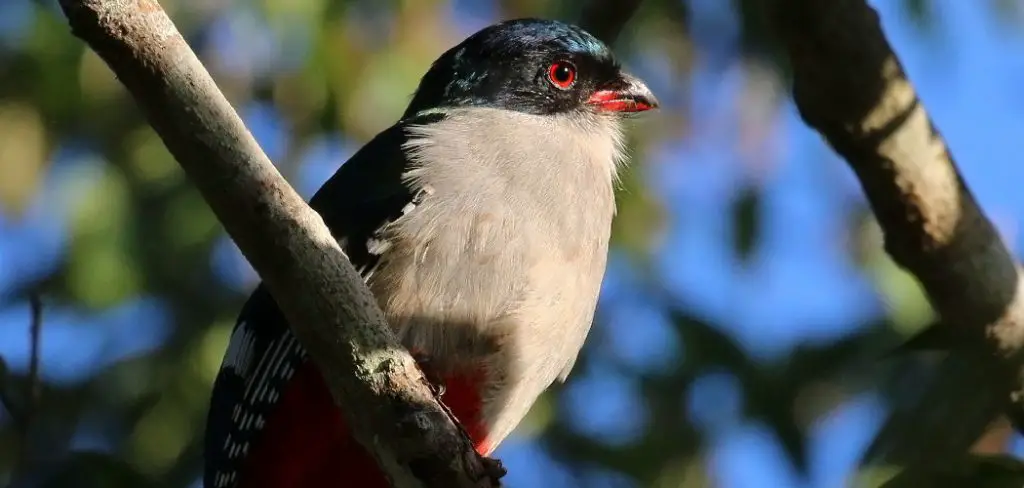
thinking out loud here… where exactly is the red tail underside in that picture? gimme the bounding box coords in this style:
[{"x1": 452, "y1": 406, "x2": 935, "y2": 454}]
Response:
[{"x1": 236, "y1": 360, "x2": 489, "y2": 488}]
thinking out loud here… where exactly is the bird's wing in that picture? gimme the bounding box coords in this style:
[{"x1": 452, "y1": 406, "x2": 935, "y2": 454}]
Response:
[{"x1": 202, "y1": 112, "x2": 443, "y2": 488}]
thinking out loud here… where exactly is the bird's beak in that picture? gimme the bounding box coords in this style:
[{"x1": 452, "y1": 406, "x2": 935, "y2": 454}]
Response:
[{"x1": 587, "y1": 72, "x2": 659, "y2": 114}]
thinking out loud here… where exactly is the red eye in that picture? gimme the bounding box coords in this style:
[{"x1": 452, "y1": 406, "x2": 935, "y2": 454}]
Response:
[{"x1": 547, "y1": 61, "x2": 576, "y2": 89}]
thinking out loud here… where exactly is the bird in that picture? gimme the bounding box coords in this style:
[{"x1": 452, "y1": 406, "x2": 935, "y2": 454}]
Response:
[{"x1": 203, "y1": 17, "x2": 658, "y2": 488}]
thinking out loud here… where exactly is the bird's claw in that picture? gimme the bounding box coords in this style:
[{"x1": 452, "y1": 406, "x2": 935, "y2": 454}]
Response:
[{"x1": 479, "y1": 455, "x2": 506, "y2": 484}]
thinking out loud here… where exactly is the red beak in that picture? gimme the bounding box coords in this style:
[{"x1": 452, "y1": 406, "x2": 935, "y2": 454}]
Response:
[{"x1": 587, "y1": 72, "x2": 659, "y2": 113}]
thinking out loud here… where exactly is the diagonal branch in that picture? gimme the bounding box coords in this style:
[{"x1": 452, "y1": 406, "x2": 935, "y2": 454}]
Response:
[
  {"x1": 766, "y1": 0, "x2": 1024, "y2": 471},
  {"x1": 55, "y1": 1, "x2": 501, "y2": 487}
]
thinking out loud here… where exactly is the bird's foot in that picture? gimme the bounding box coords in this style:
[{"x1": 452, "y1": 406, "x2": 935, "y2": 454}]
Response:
[
  {"x1": 410, "y1": 349, "x2": 447, "y2": 398},
  {"x1": 478, "y1": 455, "x2": 506, "y2": 485}
]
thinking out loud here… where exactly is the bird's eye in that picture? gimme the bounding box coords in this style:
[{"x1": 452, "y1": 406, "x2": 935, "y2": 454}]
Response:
[{"x1": 547, "y1": 61, "x2": 577, "y2": 89}]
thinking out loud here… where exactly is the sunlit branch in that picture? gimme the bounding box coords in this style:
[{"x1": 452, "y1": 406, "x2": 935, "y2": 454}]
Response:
[{"x1": 768, "y1": 0, "x2": 1024, "y2": 472}]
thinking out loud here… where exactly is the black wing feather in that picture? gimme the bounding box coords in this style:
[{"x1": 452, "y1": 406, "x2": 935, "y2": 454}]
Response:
[{"x1": 202, "y1": 112, "x2": 443, "y2": 488}]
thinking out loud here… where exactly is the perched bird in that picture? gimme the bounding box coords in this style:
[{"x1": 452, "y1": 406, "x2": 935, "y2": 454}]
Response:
[{"x1": 203, "y1": 18, "x2": 658, "y2": 488}]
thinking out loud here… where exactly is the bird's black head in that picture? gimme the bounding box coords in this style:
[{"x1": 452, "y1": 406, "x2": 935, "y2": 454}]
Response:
[{"x1": 403, "y1": 18, "x2": 658, "y2": 118}]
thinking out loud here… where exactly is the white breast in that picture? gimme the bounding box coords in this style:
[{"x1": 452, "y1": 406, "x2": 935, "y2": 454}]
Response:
[{"x1": 367, "y1": 106, "x2": 625, "y2": 451}]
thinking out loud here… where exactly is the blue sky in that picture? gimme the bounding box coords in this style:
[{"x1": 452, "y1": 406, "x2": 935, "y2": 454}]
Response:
[{"x1": 2, "y1": 0, "x2": 1024, "y2": 486}]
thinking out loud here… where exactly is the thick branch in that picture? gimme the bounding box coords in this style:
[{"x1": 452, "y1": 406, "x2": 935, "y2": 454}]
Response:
[
  {"x1": 55, "y1": 1, "x2": 501, "y2": 487},
  {"x1": 768, "y1": 0, "x2": 1024, "y2": 469}
]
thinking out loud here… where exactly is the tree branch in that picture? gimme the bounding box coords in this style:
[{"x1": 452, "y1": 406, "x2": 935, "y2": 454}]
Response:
[
  {"x1": 16, "y1": 294, "x2": 42, "y2": 477},
  {"x1": 577, "y1": 0, "x2": 645, "y2": 45},
  {"x1": 2, "y1": 294, "x2": 43, "y2": 485},
  {"x1": 55, "y1": 1, "x2": 502, "y2": 487},
  {"x1": 766, "y1": 0, "x2": 1024, "y2": 470}
]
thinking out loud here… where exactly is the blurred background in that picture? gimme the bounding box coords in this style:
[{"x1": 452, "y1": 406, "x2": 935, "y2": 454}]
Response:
[{"x1": 3, "y1": 0, "x2": 1024, "y2": 486}]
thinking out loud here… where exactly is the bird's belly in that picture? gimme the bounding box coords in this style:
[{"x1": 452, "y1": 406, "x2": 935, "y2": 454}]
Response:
[
  {"x1": 366, "y1": 202, "x2": 610, "y2": 449},
  {"x1": 369, "y1": 207, "x2": 604, "y2": 367}
]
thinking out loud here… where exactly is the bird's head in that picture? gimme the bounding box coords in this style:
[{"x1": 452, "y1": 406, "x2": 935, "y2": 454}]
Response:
[{"x1": 404, "y1": 18, "x2": 658, "y2": 119}]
